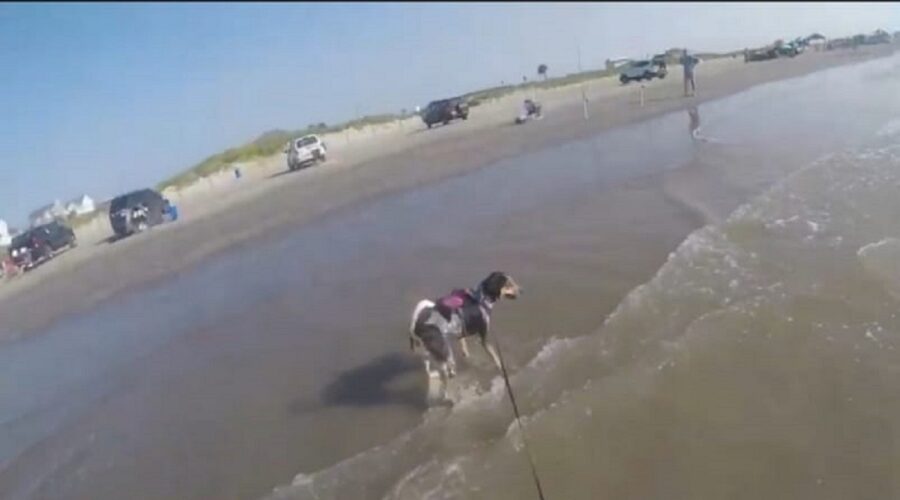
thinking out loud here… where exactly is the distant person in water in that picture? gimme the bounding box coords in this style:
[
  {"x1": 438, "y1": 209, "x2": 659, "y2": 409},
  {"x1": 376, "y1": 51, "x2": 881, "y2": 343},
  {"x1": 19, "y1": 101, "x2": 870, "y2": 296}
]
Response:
[{"x1": 681, "y1": 49, "x2": 699, "y2": 97}]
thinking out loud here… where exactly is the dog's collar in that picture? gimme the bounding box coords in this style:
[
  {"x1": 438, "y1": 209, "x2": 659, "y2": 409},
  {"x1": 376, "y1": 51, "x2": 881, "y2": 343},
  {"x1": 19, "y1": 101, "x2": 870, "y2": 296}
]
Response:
[{"x1": 471, "y1": 287, "x2": 495, "y2": 311}]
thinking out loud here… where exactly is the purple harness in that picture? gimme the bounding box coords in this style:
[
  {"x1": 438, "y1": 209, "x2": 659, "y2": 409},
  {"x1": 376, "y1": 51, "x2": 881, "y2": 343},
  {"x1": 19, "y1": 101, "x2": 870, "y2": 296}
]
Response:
[{"x1": 438, "y1": 288, "x2": 471, "y2": 310}]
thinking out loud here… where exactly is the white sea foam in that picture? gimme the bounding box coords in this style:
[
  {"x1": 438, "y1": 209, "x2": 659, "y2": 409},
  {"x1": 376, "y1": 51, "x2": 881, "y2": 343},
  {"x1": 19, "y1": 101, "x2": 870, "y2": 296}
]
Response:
[{"x1": 265, "y1": 142, "x2": 900, "y2": 500}]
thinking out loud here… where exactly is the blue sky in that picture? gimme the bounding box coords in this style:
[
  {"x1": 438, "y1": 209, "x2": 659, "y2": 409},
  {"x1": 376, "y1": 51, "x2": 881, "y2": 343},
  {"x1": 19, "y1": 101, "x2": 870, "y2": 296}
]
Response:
[{"x1": 1, "y1": 2, "x2": 897, "y2": 226}]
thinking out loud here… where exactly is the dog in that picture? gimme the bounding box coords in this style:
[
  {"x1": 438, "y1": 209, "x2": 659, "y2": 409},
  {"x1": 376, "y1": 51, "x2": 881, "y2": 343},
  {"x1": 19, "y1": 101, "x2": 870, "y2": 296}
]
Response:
[{"x1": 409, "y1": 272, "x2": 521, "y2": 396}]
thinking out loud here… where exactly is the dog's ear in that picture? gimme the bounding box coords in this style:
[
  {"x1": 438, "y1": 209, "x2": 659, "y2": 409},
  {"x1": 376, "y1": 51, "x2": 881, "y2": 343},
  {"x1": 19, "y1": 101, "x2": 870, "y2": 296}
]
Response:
[{"x1": 480, "y1": 272, "x2": 509, "y2": 300}]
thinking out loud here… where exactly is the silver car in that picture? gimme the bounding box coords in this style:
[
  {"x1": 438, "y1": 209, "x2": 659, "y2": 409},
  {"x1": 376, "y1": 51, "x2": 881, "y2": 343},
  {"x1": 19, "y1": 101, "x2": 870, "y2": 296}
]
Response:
[
  {"x1": 619, "y1": 60, "x2": 668, "y2": 84},
  {"x1": 285, "y1": 135, "x2": 327, "y2": 171}
]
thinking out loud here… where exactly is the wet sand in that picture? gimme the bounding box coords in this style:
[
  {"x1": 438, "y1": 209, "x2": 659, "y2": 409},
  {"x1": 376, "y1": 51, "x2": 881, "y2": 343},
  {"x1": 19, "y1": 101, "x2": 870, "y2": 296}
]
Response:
[
  {"x1": 0, "y1": 116, "x2": 707, "y2": 500},
  {"x1": 1, "y1": 45, "x2": 899, "y2": 500}
]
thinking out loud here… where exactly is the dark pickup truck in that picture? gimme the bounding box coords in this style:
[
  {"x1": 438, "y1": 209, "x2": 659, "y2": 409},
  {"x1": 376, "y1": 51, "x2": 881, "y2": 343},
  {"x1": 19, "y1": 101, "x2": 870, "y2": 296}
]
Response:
[
  {"x1": 421, "y1": 97, "x2": 469, "y2": 129},
  {"x1": 108, "y1": 188, "x2": 176, "y2": 238},
  {"x1": 8, "y1": 221, "x2": 77, "y2": 270}
]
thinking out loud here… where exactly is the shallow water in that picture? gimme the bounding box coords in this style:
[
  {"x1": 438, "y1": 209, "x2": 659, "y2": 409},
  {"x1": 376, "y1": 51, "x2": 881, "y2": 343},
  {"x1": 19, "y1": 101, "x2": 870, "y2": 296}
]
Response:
[{"x1": 2, "y1": 54, "x2": 900, "y2": 500}]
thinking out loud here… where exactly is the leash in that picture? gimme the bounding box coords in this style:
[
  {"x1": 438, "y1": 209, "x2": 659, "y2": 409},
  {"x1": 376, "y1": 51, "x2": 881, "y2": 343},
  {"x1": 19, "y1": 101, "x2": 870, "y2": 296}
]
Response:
[{"x1": 492, "y1": 333, "x2": 548, "y2": 500}]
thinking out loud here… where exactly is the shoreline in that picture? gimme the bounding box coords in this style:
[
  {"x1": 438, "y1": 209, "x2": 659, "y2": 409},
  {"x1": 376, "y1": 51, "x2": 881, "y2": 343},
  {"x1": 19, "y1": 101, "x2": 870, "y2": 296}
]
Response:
[
  {"x1": 0, "y1": 43, "x2": 895, "y2": 342},
  {"x1": 2, "y1": 44, "x2": 900, "y2": 500}
]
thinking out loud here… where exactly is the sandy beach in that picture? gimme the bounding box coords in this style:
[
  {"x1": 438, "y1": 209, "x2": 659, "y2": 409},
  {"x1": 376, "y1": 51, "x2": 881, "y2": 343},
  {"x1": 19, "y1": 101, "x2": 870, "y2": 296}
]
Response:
[
  {"x1": 1, "y1": 42, "x2": 900, "y2": 500},
  {"x1": 0, "y1": 44, "x2": 894, "y2": 340}
]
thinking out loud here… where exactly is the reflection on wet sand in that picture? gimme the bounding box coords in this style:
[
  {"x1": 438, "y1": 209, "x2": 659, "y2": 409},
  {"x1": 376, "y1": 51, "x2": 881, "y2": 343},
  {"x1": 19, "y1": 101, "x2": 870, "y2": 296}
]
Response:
[{"x1": 688, "y1": 105, "x2": 701, "y2": 140}]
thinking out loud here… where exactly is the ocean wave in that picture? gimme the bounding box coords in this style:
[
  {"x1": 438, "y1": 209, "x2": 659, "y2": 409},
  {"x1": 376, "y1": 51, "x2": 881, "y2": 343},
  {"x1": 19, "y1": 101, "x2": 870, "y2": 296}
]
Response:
[
  {"x1": 858, "y1": 238, "x2": 900, "y2": 300},
  {"x1": 265, "y1": 144, "x2": 900, "y2": 500},
  {"x1": 876, "y1": 118, "x2": 900, "y2": 138}
]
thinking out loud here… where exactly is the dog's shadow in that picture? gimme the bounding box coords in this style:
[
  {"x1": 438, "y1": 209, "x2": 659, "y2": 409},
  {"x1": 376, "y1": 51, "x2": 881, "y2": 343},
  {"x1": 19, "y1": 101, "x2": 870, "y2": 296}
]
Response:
[{"x1": 289, "y1": 352, "x2": 427, "y2": 416}]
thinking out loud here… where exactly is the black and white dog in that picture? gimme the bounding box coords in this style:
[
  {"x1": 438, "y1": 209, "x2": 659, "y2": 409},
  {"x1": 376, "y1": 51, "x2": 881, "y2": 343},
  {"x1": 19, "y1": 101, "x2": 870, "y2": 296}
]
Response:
[{"x1": 409, "y1": 272, "x2": 521, "y2": 390}]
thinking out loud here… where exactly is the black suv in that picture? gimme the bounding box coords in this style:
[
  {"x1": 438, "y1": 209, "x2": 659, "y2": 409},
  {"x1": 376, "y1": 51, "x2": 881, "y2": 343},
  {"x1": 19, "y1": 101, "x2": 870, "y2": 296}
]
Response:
[
  {"x1": 109, "y1": 188, "x2": 170, "y2": 238},
  {"x1": 9, "y1": 221, "x2": 77, "y2": 270},
  {"x1": 422, "y1": 97, "x2": 469, "y2": 128}
]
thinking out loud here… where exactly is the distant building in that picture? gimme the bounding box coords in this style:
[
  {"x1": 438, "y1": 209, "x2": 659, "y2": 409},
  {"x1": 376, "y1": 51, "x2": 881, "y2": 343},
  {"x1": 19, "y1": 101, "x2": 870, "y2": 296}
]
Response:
[
  {"x1": 64, "y1": 194, "x2": 96, "y2": 216},
  {"x1": 806, "y1": 37, "x2": 827, "y2": 51},
  {"x1": 29, "y1": 200, "x2": 67, "y2": 227},
  {"x1": 0, "y1": 219, "x2": 10, "y2": 247},
  {"x1": 29, "y1": 195, "x2": 96, "y2": 227}
]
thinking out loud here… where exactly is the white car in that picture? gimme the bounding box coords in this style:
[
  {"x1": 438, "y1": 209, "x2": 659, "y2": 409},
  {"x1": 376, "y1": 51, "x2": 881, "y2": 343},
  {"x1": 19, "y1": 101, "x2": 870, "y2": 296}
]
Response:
[
  {"x1": 619, "y1": 60, "x2": 668, "y2": 84},
  {"x1": 285, "y1": 135, "x2": 327, "y2": 171}
]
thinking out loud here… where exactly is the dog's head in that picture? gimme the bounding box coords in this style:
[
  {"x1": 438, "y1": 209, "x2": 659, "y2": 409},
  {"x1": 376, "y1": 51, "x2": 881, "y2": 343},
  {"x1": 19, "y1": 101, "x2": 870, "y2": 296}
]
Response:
[{"x1": 479, "y1": 271, "x2": 521, "y2": 302}]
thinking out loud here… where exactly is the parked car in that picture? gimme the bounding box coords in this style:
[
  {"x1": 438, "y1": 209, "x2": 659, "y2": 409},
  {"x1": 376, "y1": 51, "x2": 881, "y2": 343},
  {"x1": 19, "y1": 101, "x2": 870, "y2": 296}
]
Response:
[
  {"x1": 744, "y1": 47, "x2": 778, "y2": 62},
  {"x1": 8, "y1": 221, "x2": 77, "y2": 270},
  {"x1": 108, "y1": 188, "x2": 174, "y2": 238},
  {"x1": 863, "y1": 30, "x2": 891, "y2": 45},
  {"x1": 421, "y1": 98, "x2": 469, "y2": 128},
  {"x1": 775, "y1": 42, "x2": 801, "y2": 57},
  {"x1": 285, "y1": 134, "x2": 327, "y2": 171},
  {"x1": 619, "y1": 59, "x2": 667, "y2": 84}
]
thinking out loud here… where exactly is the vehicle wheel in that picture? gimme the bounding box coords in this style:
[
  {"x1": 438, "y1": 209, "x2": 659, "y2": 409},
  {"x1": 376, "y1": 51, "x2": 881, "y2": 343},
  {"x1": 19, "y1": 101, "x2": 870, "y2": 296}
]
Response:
[
  {"x1": 643, "y1": 72, "x2": 653, "y2": 80},
  {"x1": 620, "y1": 75, "x2": 629, "y2": 84},
  {"x1": 427, "y1": 123, "x2": 432, "y2": 129}
]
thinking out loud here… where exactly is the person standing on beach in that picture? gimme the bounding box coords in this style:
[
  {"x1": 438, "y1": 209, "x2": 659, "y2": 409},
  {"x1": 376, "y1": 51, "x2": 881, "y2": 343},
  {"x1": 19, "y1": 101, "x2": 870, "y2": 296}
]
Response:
[{"x1": 681, "y1": 49, "x2": 698, "y2": 97}]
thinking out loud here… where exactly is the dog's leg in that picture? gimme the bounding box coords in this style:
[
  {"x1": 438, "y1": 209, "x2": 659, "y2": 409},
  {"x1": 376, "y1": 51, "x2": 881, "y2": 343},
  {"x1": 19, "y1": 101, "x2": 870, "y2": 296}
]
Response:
[
  {"x1": 439, "y1": 362, "x2": 451, "y2": 401},
  {"x1": 440, "y1": 327, "x2": 458, "y2": 379},
  {"x1": 424, "y1": 358, "x2": 440, "y2": 379},
  {"x1": 410, "y1": 333, "x2": 426, "y2": 353},
  {"x1": 411, "y1": 334, "x2": 434, "y2": 379},
  {"x1": 409, "y1": 300, "x2": 434, "y2": 352},
  {"x1": 483, "y1": 340, "x2": 503, "y2": 372},
  {"x1": 459, "y1": 337, "x2": 470, "y2": 358},
  {"x1": 425, "y1": 361, "x2": 445, "y2": 404}
]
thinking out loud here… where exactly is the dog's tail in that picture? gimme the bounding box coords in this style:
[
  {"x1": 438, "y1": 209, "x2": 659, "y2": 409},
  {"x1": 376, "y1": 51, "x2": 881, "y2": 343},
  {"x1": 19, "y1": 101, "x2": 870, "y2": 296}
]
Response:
[{"x1": 409, "y1": 299, "x2": 435, "y2": 350}]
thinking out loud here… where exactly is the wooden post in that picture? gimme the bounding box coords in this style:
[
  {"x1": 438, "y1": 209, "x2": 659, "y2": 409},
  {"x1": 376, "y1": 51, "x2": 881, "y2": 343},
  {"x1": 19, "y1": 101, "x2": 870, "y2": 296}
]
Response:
[
  {"x1": 577, "y1": 40, "x2": 589, "y2": 121},
  {"x1": 582, "y1": 90, "x2": 589, "y2": 121}
]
